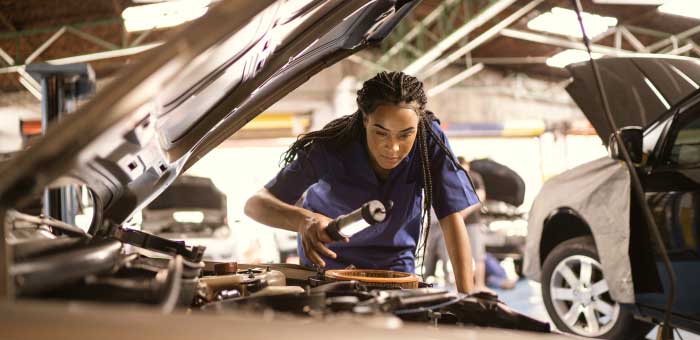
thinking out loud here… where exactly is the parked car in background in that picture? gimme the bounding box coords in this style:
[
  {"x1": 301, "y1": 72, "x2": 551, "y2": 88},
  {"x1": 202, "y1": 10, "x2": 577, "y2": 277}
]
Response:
[
  {"x1": 481, "y1": 201, "x2": 527, "y2": 276},
  {"x1": 525, "y1": 56, "x2": 700, "y2": 339},
  {"x1": 141, "y1": 175, "x2": 236, "y2": 261},
  {"x1": 0, "y1": 1, "x2": 566, "y2": 339},
  {"x1": 470, "y1": 158, "x2": 527, "y2": 276}
]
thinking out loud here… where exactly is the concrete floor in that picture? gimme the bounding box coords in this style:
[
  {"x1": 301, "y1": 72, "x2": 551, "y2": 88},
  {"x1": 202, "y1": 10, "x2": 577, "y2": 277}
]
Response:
[{"x1": 493, "y1": 279, "x2": 700, "y2": 340}]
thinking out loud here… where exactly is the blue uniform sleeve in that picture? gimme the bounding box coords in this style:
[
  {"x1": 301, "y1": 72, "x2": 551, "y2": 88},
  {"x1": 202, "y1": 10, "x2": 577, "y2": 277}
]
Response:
[
  {"x1": 264, "y1": 144, "x2": 325, "y2": 205},
  {"x1": 429, "y1": 121, "x2": 480, "y2": 220}
]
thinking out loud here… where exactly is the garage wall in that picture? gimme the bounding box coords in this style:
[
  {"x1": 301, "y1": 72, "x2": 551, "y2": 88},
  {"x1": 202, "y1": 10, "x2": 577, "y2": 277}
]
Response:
[
  {"x1": 267, "y1": 61, "x2": 585, "y2": 131},
  {"x1": 427, "y1": 67, "x2": 582, "y2": 124}
]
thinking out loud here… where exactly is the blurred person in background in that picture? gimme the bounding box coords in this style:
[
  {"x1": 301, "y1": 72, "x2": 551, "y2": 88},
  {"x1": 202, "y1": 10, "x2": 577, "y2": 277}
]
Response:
[
  {"x1": 458, "y1": 156, "x2": 489, "y2": 291},
  {"x1": 424, "y1": 156, "x2": 488, "y2": 291}
]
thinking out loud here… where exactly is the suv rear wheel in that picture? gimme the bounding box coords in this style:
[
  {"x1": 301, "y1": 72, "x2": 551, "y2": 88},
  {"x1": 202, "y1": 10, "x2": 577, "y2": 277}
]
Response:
[{"x1": 541, "y1": 236, "x2": 652, "y2": 339}]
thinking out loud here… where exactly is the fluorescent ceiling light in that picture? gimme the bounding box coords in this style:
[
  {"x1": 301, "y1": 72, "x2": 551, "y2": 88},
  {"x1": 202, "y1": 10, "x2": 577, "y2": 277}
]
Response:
[
  {"x1": 658, "y1": 0, "x2": 700, "y2": 20},
  {"x1": 122, "y1": 0, "x2": 211, "y2": 32},
  {"x1": 546, "y1": 49, "x2": 603, "y2": 68},
  {"x1": 173, "y1": 211, "x2": 205, "y2": 223},
  {"x1": 527, "y1": 7, "x2": 618, "y2": 38}
]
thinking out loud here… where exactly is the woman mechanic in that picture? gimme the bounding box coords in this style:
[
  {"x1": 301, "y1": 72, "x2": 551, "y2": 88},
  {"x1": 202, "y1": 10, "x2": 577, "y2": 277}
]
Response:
[{"x1": 244, "y1": 71, "x2": 480, "y2": 293}]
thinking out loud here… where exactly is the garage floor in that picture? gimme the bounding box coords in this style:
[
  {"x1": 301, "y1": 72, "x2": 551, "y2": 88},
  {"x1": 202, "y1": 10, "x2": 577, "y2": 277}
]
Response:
[{"x1": 494, "y1": 279, "x2": 700, "y2": 340}]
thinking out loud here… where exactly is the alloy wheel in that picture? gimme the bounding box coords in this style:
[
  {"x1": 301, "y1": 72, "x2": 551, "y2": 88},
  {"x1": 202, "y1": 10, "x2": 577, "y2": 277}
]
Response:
[{"x1": 549, "y1": 254, "x2": 620, "y2": 337}]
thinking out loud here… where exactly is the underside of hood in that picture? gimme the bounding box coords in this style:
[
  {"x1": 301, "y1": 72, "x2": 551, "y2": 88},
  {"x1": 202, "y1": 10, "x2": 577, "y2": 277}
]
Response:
[
  {"x1": 0, "y1": 0, "x2": 419, "y2": 230},
  {"x1": 566, "y1": 56, "x2": 700, "y2": 144}
]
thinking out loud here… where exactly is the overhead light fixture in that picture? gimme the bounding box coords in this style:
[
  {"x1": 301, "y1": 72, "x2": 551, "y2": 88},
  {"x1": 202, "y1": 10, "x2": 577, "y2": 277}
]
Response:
[
  {"x1": 173, "y1": 211, "x2": 205, "y2": 223},
  {"x1": 658, "y1": 0, "x2": 700, "y2": 20},
  {"x1": 122, "y1": 0, "x2": 211, "y2": 32},
  {"x1": 546, "y1": 49, "x2": 603, "y2": 68},
  {"x1": 527, "y1": 7, "x2": 618, "y2": 38}
]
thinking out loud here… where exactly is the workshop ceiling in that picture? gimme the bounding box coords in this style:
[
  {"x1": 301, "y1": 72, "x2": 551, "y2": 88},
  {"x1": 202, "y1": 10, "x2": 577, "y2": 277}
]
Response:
[{"x1": 0, "y1": 0, "x2": 699, "y2": 96}]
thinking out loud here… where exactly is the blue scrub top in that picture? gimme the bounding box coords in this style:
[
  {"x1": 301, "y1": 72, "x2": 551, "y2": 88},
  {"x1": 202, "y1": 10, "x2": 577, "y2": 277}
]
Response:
[{"x1": 265, "y1": 120, "x2": 479, "y2": 273}]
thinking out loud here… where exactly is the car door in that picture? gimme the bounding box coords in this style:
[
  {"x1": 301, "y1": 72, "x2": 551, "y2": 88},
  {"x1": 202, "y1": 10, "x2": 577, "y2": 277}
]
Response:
[{"x1": 637, "y1": 93, "x2": 700, "y2": 324}]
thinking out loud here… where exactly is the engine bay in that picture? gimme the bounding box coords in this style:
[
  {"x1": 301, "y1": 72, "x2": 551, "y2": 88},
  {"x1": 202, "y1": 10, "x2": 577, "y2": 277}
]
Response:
[{"x1": 6, "y1": 209, "x2": 549, "y2": 333}]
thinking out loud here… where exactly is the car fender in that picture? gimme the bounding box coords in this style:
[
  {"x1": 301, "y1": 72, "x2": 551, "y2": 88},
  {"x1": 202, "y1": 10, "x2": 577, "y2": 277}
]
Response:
[{"x1": 524, "y1": 157, "x2": 635, "y2": 303}]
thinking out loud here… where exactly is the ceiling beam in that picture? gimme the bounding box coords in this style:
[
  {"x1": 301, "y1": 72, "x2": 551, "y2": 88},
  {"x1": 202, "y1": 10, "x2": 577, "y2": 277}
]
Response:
[
  {"x1": 377, "y1": 0, "x2": 459, "y2": 65},
  {"x1": 500, "y1": 28, "x2": 636, "y2": 56},
  {"x1": 619, "y1": 26, "x2": 648, "y2": 52},
  {"x1": 691, "y1": 42, "x2": 700, "y2": 57},
  {"x1": 664, "y1": 43, "x2": 694, "y2": 55},
  {"x1": 111, "y1": 0, "x2": 128, "y2": 47},
  {"x1": 419, "y1": 0, "x2": 544, "y2": 79},
  {"x1": 0, "y1": 42, "x2": 162, "y2": 74},
  {"x1": 0, "y1": 47, "x2": 13, "y2": 65},
  {"x1": 624, "y1": 25, "x2": 671, "y2": 39},
  {"x1": 427, "y1": 63, "x2": 484, "y2": 97},
  {"x1": 17, "y1": 71, "x2": 41, "y2": 99},
  {"x1": 66, "y1": 26, "x2": 119, "y2": 50},
  {"x1": 465, "y1": 56, "x2": 549, "y2": 64},
  {"x1": 403, "y1": 0, "x2": 517, "y2": 75},
  {"x1": 647, "y1": 25, "x2": 700, "y2": 52},
  {"x1": 25, "y1": 27, "x2": 67, "y2": 64},
  {"x1": 347, "y1": 54, "x2": 383, "y2": 72},
  {"x1": 591, "y1": 27, "x2": 617, "y2": 43}
]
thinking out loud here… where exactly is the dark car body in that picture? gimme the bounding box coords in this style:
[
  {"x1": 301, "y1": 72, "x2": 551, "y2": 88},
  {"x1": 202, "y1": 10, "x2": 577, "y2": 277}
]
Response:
[
  {"x1": 141, "y1": 175, "x2": 235, "y2": 261},
  {"x1": 524, "y1": 56, "x2": 700, "y2": 338}
]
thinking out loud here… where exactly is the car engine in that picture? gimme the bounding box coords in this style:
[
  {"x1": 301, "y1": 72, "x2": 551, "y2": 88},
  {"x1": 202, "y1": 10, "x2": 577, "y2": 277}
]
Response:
[{"x1": 7, "y1": 209, "x2": 549, "y2": 333}]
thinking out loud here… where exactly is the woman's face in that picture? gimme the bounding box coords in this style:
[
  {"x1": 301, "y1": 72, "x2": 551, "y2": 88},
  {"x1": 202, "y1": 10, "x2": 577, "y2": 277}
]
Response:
[{"x1": 363, "y1": 103, "x2": 419, "y2": 173}]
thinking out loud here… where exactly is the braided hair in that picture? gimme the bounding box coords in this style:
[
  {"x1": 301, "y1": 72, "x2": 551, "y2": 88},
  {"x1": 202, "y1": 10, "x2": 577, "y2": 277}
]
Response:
[{"x1": 282, "y1": 71, "x2": 468, "y2": 274}]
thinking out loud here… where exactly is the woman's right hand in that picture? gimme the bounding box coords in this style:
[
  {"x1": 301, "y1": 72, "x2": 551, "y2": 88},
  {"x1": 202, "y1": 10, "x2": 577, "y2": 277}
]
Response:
[{"x1": 298, "y1": 212, "x2": 348, "y2": 267}]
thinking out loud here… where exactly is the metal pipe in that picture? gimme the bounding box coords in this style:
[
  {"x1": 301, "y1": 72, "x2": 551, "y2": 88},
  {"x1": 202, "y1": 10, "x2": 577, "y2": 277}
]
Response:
[
  {"x1": 647, "y1": 25, "x2": 700, "y2": 52},
  {"x1": 0, "y1": 47, "x2": 13, "y2": 65},
  {"x1": 65, "y1": 26, "x2": 119, "y2": 50},
  {"x1": 403, "y1": 0, "x2": 516, "y2": 75},
  {"x1": 500, "y1": 28, "x2": 636, "y2": 56},
  {"x1": 427, "y1": 63, "x2": 484, "y2": 97},
  {"x1": 457, "y1": 56, "x2": 549, "y2": 64},
  {"x1": 0, "y1": 42, "x2": 162, "y2": 74},
  {"x1": 420, "y1": 0, "x2": 544, "y2": 78},
  {"x1": 377, "y1": 0, "x2": 459, "y2": 65},
  {"x1": 17, "y1": 75, "x2": 41, "y2": 99},
  {"x1": 619, "y1": 26, "x2": 648, "y2": 52},
  {"x1": 25, "y1": 26, "x2": 67, "y2": 64},
  {"x1": 625, "y1": 25, "x2": 672, "y2": 39},
  {"x1": 129, "y1": 29, "x2": 154, "y2": 48},
  {"x1": 666, "y1": 43, "x2": 694, "y2": 56},
  {"x1": 17, "y1": 69, "x2": 40, "y2": 90}
]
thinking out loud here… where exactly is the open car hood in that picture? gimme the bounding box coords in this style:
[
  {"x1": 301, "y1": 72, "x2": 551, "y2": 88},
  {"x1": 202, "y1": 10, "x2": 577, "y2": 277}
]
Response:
[
  {"x1": 0, "y1": 0, "x2": 418, "y2": 228},
  {"x1": 566, "y1": 56, "x2": 700, "y2": 144}
]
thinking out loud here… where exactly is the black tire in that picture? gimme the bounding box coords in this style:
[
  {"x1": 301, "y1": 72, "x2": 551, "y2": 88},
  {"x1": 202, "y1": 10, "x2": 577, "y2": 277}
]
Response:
[
  {"x1": 513, "y1": 257, "x2": 524, "y2": 277},
  {"x1": 541, "y1": 236, "x2": 653, "y2": 340}
]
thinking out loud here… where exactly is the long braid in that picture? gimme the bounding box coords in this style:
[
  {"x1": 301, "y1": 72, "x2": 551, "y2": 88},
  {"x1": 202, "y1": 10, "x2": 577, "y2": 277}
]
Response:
[
  {"x1": 415, "y1": 111, "x2": 479, "y2": 280},
  {"x1": 423, "y1": 115, "x2": 479, "y2": 193},
  {"x1": 415, "y1": 116, "x2": 434, "y2": 278},
  {"x1": 282, "y1": 111, "x2": 361, "y2": 166}
]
